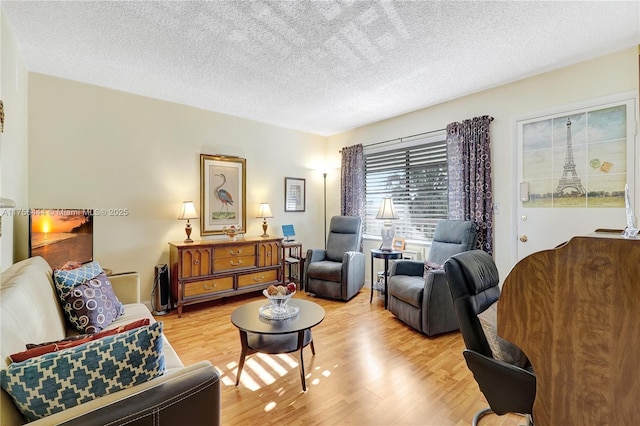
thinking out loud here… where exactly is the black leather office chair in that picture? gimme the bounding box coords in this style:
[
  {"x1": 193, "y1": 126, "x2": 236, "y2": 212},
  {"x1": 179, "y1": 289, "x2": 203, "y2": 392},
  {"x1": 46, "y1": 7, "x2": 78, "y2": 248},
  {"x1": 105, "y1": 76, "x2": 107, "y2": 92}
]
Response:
[{"x1": 444, "y1": 250, "x2": 536, "y2": 426}]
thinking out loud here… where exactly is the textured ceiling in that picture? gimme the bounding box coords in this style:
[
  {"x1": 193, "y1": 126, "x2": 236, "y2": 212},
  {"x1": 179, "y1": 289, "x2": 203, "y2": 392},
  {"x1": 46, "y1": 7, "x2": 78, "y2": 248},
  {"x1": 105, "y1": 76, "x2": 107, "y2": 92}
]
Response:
[{"x1": 2, "y1": 1, "x2": 639, "y2": 136}]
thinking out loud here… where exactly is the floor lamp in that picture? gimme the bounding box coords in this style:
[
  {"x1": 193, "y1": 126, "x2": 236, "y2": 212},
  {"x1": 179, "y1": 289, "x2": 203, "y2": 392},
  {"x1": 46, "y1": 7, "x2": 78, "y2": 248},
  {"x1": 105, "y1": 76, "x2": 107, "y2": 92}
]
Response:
[{"x1": 323, "y1": 172, "x2": 327, "y2": 249}]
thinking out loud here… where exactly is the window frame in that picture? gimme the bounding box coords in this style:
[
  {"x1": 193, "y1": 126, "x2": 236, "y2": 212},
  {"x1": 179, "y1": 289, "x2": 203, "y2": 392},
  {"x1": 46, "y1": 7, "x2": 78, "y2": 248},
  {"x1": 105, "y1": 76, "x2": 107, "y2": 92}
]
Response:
[{"x1": 363, "y1": 132, "x2": 449, "y2": 242}]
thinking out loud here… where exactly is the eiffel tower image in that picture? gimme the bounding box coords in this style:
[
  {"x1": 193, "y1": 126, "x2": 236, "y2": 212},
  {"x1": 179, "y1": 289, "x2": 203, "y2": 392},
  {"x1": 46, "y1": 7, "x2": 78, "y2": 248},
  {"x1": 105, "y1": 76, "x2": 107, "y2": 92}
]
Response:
[{"x1": 555, "y1": 118, "x2": 586, "y2": 196}]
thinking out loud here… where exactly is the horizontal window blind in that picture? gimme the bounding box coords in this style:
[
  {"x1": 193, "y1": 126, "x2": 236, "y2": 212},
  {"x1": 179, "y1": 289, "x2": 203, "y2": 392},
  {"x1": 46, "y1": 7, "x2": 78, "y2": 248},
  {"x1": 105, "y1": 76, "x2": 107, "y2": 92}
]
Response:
[{"x1": 364, "y1": 138, "x2": 448, "y2": 241}]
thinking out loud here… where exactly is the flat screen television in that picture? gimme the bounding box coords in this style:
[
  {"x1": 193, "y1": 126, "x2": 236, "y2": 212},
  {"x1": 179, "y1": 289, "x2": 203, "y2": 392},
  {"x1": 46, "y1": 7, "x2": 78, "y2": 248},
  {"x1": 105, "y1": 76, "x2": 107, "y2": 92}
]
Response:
[{"x1": 29, "y1": 209, "x2": 94, "y2": 270}]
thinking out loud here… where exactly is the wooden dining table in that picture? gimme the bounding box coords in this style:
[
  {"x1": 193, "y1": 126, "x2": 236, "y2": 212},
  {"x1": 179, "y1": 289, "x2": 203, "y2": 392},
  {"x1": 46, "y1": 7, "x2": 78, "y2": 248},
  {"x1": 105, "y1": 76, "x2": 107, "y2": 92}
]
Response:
[{"x1": 498, "y1": 232, "x2": 640, "y2": 425}]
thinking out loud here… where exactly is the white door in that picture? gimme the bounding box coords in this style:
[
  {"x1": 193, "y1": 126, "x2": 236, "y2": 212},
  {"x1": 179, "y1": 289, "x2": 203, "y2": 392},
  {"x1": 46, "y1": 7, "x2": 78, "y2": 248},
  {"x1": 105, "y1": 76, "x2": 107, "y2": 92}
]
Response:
[{"x1": 514, "y1": 94, "x2": 637, "y2": 262}]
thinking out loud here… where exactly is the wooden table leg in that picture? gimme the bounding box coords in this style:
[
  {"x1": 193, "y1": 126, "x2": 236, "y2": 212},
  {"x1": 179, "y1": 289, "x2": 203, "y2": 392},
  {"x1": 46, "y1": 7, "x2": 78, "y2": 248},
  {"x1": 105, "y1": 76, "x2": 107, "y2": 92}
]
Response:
[
  {"x1": 370, "y1": 252, "x2": 374, "y2": 303},
  {"x1": 384, "y1": 257, "x2": 389, "y2": 309},
  {"x1": 235, "y1": 330, "x2": 249, "y2": 386},
  {"x1": 297, "y1": 330, "x2": 306, "y2": 391}
]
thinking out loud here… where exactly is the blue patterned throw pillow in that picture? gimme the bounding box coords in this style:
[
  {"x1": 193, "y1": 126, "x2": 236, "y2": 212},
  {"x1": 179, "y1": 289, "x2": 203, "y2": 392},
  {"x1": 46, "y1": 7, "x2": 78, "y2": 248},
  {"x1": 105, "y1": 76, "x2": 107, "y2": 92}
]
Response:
[
  {"x1": 53, "y1": 261, "x2": 104, "y2": 298},
  {"x1": 0, "y1": 321, "x2": 165, "y2": 422}
]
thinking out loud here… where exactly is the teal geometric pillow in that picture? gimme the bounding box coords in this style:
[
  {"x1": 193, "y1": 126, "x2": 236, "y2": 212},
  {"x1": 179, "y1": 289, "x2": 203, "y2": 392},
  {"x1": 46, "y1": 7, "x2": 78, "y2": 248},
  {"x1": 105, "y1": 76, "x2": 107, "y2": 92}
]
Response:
[
  {"x1": 0, "y1": 321, "x2": 165, "y2": 422},
  {"x1": 53, "y1": 261, "x2": 104, "y2": 299}
]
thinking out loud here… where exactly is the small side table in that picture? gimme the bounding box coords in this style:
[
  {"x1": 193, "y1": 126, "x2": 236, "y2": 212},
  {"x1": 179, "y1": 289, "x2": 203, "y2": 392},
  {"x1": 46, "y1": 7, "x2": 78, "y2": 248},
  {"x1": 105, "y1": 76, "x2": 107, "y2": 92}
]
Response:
[
  {"x1": 370, "y1": 249, "x2": 403, "y2": 309},
  {"x1": 281, "y1": 241, "x2": 303, "y2": 286}
]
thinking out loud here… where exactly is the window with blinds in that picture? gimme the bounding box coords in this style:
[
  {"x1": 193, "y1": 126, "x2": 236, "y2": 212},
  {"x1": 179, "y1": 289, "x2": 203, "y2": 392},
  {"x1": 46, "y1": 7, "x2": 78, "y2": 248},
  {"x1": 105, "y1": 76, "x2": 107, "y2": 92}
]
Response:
[{"x1": 364, "y1": 137, "x2": 448, "y2": 241}]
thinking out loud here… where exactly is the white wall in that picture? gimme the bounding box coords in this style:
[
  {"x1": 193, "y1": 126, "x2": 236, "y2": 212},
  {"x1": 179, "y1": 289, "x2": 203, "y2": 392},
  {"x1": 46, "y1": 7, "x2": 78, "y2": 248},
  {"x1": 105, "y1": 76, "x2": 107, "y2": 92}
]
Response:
[
  {"x1": 26, "y1": 74, "x2": 327, "y2": 302},
  {"x1": 0, "y1": 10, "x2": 29, "y2": 271},
  {"x1": 328, "y1": 47, "x2": 639, "y2": 281},
  {"x1": 9, "y1": 20, "x2": 639, "y2": 296}
]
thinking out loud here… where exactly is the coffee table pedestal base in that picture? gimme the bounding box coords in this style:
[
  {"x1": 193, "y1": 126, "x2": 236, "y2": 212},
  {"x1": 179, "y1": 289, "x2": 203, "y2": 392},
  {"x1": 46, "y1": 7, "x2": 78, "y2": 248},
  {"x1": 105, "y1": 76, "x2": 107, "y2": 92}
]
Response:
[{"x1": 235, "y1": 329, "x2": 315, "y2": 391}]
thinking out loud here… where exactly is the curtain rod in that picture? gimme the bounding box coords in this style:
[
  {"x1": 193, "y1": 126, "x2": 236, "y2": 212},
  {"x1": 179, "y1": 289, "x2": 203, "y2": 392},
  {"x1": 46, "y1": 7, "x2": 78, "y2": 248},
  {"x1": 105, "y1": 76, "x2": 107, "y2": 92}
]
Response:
[
  {"x1": 338, "y1": 117, "x2": 493, "y2": 153},
  {"x1": 338, "y1": 127, "x2": 445, "y2": 153},
  {"x1": 338, "y1": 116, "x2": 494, "y2": 153},
  {"x1": 364, "y1": 127, "x2": 446, "y2": 149}
]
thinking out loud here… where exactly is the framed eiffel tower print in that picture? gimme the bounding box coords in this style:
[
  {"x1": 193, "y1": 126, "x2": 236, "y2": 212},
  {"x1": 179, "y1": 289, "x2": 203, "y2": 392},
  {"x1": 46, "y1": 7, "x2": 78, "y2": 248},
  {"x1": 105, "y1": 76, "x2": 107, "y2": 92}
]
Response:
[
  {"x1": 520, "y1": 100, "x2": 631, "y2": 208},
  {"x1": 514, "y1": 92, "x2": 636, "y2": 261}
]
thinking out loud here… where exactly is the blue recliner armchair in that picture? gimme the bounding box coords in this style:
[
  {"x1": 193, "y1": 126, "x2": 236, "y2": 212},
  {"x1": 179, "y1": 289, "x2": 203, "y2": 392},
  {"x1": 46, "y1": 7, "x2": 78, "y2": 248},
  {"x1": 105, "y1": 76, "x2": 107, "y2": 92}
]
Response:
[
  {"x1": 387, "y1": 220, "x2": 477, "y2": 336},
  {"x1": 304, "y1": 216, "x2": 365, "y2": 301}
]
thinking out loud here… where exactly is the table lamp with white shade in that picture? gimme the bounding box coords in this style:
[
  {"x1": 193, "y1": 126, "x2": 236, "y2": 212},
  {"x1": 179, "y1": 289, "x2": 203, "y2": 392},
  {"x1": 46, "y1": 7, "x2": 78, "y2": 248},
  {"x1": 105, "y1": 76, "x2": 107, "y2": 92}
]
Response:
[
  {"x1": 256, "y1": 203, "x2": 274, "y2": 237},
  {"x1": 376, "y1": 197, "x2": 399, "y2": 251},
  {"x1": 178, "y1": 201, "x2": 199, "y2": 243}
]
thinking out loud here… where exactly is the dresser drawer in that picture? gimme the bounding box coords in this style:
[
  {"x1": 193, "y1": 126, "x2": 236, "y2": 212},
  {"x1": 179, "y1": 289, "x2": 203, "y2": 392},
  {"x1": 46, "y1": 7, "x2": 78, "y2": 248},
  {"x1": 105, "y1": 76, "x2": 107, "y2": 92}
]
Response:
[
  {"x1": 238, "y1": 269, "x2": 278, "y2": 288},
  {"x1": 214, "y1": 245, "x2": 254, "y2": 259},
  {"x1": 184, "y1": 277, "x2": 234, "y2": 298},
  {"x1": 214, "y1": 255, "x2": 256, "y2": 271}
]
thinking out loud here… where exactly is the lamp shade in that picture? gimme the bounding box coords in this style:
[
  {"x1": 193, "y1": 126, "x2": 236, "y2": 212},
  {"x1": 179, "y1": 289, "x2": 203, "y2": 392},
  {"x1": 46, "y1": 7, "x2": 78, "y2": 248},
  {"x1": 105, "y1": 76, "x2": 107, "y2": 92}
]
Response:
[
  {"x1": 256, "y1": 203, "x2": 274, "y2": 218},
  {"x1": 375, "y1": 198, "x2": 399, "y2": 220},
  {"x1": 178, "y1": 201, "x2": 199, "y2": 220},
  {"x1": 0, "y1": 198, "x2": 16, "y2": 209}
]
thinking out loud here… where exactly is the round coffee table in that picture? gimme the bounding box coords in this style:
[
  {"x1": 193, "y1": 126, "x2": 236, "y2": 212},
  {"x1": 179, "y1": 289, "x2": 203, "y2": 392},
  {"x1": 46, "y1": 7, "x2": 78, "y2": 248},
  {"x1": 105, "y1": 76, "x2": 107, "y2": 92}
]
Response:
[{"x1": 230, "y1": 299, "x2": 325, "y2": 391}]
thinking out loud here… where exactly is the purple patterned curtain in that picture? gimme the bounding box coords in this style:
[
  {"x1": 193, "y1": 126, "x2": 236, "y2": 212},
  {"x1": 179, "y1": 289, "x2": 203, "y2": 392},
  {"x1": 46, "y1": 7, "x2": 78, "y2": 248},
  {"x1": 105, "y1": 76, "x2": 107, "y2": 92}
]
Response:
[
  {"x1": 340, "y1": 144, "x2": 365, "y2": 218},
  {"x1": 446, "y1": 116, "x2": 494, "y2": 254},
  {"x1": 340, "y1": 144, "x2": 365, "y2": 251}
]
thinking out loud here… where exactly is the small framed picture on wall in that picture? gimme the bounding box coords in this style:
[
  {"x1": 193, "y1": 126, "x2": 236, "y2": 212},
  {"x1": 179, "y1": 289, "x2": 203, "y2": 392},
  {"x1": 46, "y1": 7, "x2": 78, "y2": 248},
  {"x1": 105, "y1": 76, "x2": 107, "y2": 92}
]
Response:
[{"x1": 284, "y1": 177, "x2": 306, "y2": 212}]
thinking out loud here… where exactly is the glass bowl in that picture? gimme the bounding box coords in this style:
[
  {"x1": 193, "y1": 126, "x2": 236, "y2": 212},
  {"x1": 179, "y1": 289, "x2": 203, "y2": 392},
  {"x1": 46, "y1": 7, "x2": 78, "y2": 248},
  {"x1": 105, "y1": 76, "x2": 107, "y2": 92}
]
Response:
[{"x1": 262, "y1": 289, "x2": 295, "y2": 315}]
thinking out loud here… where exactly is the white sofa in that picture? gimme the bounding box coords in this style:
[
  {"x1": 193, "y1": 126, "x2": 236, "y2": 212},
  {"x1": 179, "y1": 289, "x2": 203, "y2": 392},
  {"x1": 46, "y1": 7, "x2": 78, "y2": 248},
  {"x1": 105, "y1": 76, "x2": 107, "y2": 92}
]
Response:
[{"x1": 1, "y1": 256, "x2": 220, "y2": 426}]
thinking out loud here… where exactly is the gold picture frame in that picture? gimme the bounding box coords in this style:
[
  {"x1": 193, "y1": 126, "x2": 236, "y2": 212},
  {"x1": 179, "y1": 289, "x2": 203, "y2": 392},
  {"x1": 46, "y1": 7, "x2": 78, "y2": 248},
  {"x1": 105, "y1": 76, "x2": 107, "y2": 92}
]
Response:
[
  {"x1": 392, "y1": 237, "x2": 405, "y2": 251},
  {"x1": 200, "y1": 154, "x2": 246, "y2": 235}
]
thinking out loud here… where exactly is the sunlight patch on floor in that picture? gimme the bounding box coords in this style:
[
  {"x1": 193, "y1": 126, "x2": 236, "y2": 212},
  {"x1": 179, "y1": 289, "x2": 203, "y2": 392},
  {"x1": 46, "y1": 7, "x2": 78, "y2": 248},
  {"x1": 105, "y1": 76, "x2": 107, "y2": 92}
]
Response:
[
  {"x1": 237, "y1": 368, "x2": 261, "y2": 391},
  {"x1": 217, "y1": 349, "x2": 338, "y2": 395},
  {"x1": 274, "y1": 353, "x2": 299, "y2": 367},
  {"x1": 242, "y1": 357, "x2": 277, "y2": 389},
  {"x1": 256, "y1": 353, "x2": 289, "y2": 376},
  {"x1": 219, "y1": 363, "x2": 236, "y2": 386},
  {"x1": 219, "y1": 353, "x2": 305, "y2": 391}
]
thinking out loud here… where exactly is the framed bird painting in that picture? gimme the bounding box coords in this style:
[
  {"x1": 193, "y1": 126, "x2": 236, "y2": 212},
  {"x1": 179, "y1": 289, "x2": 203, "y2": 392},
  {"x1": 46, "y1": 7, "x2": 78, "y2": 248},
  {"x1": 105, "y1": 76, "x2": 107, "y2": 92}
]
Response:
[{"x1": 200, "y1": 154, "x2": 246, "y2": 236}]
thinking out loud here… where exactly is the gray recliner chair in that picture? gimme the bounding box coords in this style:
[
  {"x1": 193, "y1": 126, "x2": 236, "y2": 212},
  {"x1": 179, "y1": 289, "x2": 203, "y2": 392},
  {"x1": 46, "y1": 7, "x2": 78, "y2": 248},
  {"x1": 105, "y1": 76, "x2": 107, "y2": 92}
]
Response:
[
  {"x1": 387, "y1": 220, "x2": 477, "y2": 336},
  {"x1": 304, "y1": 216, "x2": 365, "y2": 301}
]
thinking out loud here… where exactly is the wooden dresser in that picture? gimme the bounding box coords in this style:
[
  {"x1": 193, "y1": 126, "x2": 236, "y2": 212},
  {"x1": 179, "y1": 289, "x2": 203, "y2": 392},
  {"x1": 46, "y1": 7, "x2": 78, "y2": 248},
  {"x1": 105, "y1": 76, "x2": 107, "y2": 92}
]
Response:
[{"x1": 169, "y1": 237, "x2": 282, "y2": 317}]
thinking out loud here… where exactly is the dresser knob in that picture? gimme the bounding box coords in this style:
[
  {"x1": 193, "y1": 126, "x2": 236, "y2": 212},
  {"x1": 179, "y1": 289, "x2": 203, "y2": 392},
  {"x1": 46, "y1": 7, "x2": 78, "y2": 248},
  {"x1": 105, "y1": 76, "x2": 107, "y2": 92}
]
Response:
[
  {"x1": 194, "y1": 259, "x2": 200, "y2": 265},
  {"x1": 253, "y1": 275, "x2": 265, "y2": 282},
  {"x1": 203, "y1": 283, "x2": 217, "y2": 290}
]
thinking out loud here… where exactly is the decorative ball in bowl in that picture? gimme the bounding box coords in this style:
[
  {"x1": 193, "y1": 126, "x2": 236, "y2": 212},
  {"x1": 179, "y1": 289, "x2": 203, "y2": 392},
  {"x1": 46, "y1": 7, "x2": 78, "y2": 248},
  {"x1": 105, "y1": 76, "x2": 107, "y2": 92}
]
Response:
[
  {"x1": 222, "y1": 226, "x2": 243, "y2": 240},
  {"x1": 263, "y1": 283, "x2": 297, "y2": 315}
]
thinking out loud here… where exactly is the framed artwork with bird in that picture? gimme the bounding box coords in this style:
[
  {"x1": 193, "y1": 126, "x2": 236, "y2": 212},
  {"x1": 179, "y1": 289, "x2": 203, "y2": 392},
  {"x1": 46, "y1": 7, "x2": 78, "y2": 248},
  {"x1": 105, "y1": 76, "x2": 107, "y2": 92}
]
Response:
[{"x1": 200, "y1": 154, "x2": 246, "y2": 235}]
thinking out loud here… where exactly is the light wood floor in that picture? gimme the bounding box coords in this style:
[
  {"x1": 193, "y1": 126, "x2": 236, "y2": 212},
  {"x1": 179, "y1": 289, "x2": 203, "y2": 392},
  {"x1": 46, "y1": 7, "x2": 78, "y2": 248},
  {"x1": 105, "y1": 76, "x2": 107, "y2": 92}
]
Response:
[{"x1": 158, "y1": 288, "x2": 524, "y2": 426}]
